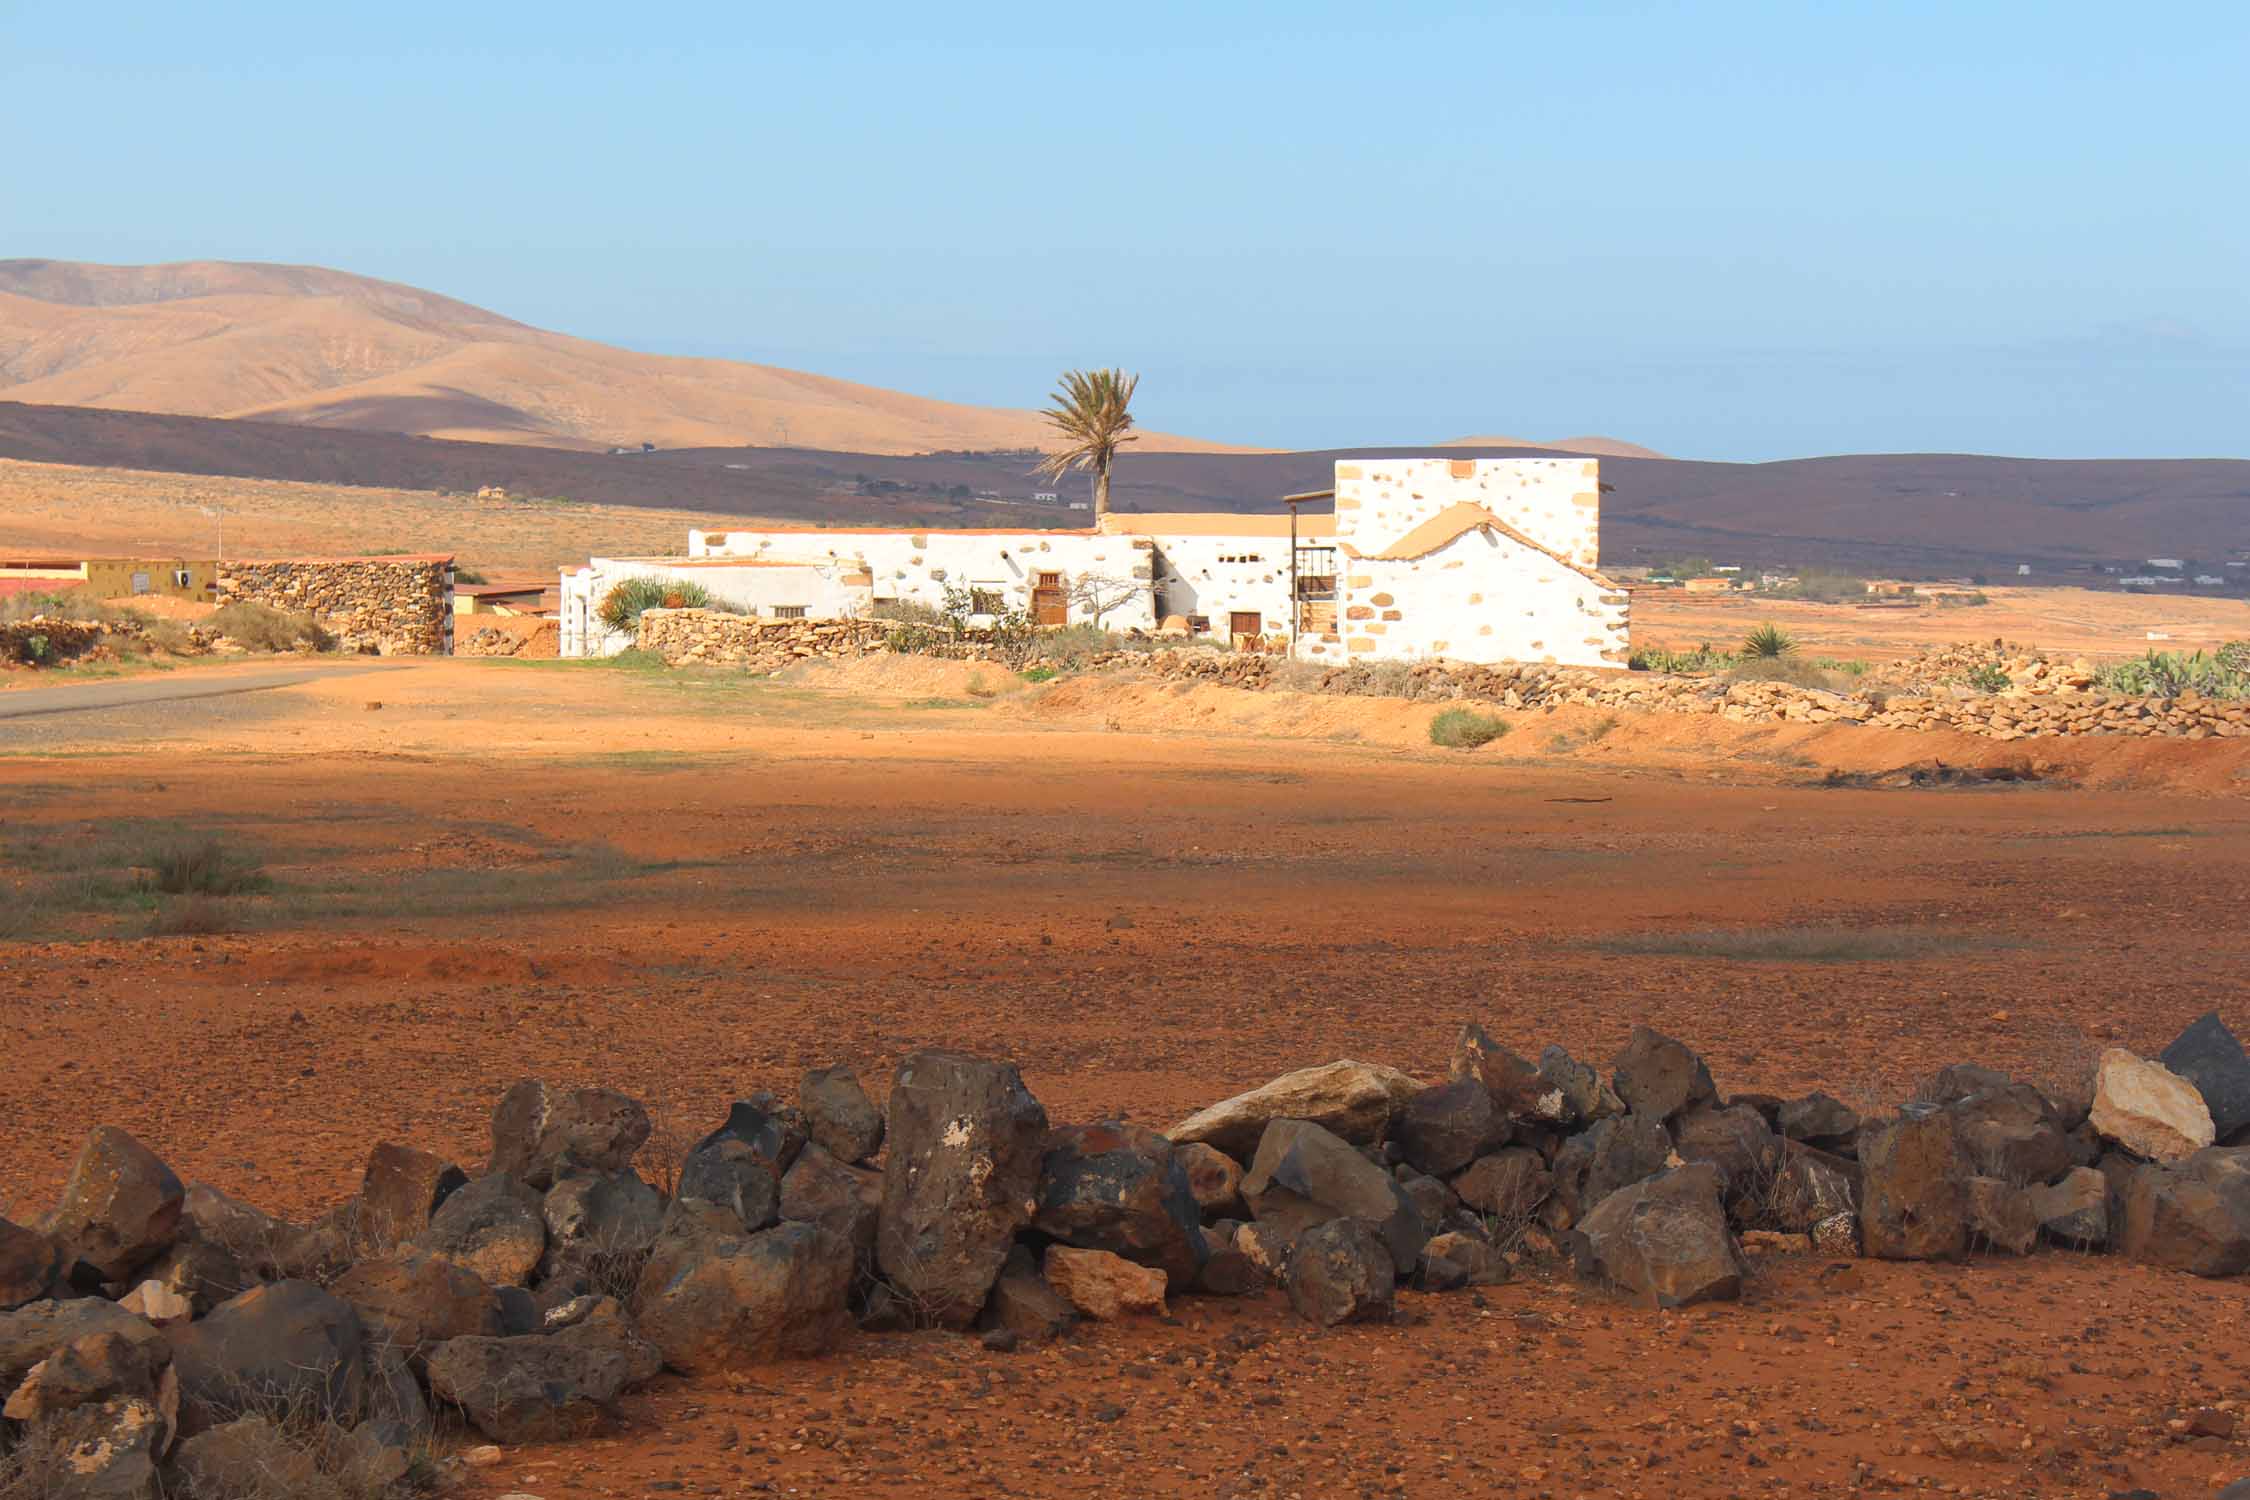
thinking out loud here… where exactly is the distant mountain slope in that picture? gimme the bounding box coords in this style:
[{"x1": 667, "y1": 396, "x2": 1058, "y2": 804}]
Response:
[
  {"x1": 3, "y1": 402, "x2": 2244, "y2": 580},
  {"x1": 1438, "y1": 434, "x2": 1671, "y2": 460},
  {"x1": 0, "y1": 259, "x2": 1246, "y2": 457}
]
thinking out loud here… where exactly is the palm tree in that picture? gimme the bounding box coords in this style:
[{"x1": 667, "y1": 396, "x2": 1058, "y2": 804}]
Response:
[{"x1": 1033, "y1": 368, "x2": 1140, "y2": 519}]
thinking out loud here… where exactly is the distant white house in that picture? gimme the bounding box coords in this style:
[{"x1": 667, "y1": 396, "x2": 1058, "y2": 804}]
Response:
[
  {"x1": 560, "y1": 457, "x2": 1632, "y2": 668},
  {"x1": 2147, "y1": 557, "x2": 2186, "y2": 570}
]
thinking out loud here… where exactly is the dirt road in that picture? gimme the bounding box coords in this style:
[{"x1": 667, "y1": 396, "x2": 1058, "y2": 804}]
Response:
[
  {"x1": 0, "y1": 660, "x2": 400, "y2": 719},
  {"x1": 3, "y1": 656, "x2": 2247, "y2": 1498}
]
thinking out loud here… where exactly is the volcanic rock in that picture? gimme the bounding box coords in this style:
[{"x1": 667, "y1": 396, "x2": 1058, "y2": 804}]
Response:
[
  {"x1": 487, "y1": 1081, "x2": 651, "y2": 1190},
  {"x1": 1033, "y1": 1121, "x2": 1207, "y2": 1285},
  {"x1": 1391, "y1": 1080, "x2": 1509, "y2": 1177},
  {"x1": 1965, "y1": 1176, "x2": 2039, "y2": 1255},
  {"x1": 413, "y1": 1173, "x2": 546, "y2": 1287},
  {"x1": 425, "y1": 1301, "x2": 661, "y2": 1442},
  {"x1": 1575, "y1": 1164, "x2": 1745, "y2": 1307},
  {"x1": 46, "y1": 1128, "x2": 185, "y2": 1283},
  {"x1": 356, "y1": 1143, "x2": 467, "y2": 1251},
  {"x1": 979, "y1": 1244, "x2": 1077, "y2": 1343},
  {"x1": 635, "y1": 1221, "x2": 855, "y2": 1372},
  {"x1": 2159, "y1": 1011, "x2": 2250, "y2": 1142},
  {"x1": 778, "y1": 1143, "x2": 881, "y2": 1274},
  {"x1": 1416, "y1": 1231, "x2": 1511, "y2": 1291},
  {"x1": 1547, "y1": 1113, "x2": 1672, "y2": 1230},
  {"x1": 1286, "y1": 1217, "x2": 1396, "y2": 1327},
  {"x1": 2119, "y1": 1147, "x2": 2250, "y2": 1277},
  {"x1": 1241, "y1": 1119, "x2": 1427, "y2": 1271},
  {"x1": 1860, "y1": 1110, "x2": 1972, "y2": 1260},
  {"x1": 0, "y1": 1216, "x2": 60, "y2": 1309},
  {"x1": 2026, "y1": 1166, "x2": 2110, "y2": 1248},
  {"x1": 1610, "y1": 1026, "x2": 1717, "y2": 1123},
  {"x1": 1776, "y1": 1092, "x2": 1861, "y2": 1152},
  {"x1": 167, "y1": 1280, "x2": 366, "y2": 1434},
  {"x1": 331, "y1": 1251, "x2": 503, "y2": 1363},
  {"x1": 1451, "y1": 1147, "x2": 1553, "y2": 1224},
  {"x1": 800, "y1": 1065, "x2": 885, "y2": 1164},
  {"x1": 875, "y1": 1049, "x2": 1049, "y2": 1329},
  {"x1": 1177, "y1": 1142, "x2": 1246, "y2": 1218}
]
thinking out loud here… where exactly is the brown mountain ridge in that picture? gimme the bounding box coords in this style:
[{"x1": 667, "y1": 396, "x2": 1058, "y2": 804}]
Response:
[{"x1": 0, "y1": 259, "x2": 1249, "y2": 457}]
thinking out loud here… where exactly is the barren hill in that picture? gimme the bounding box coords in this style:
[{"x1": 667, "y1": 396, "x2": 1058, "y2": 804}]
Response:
[
  {"x1": 1438, "y1": 434, "x2": 1671, "y2": 460},
  {"x1": 0, "y1": 259, "x2": 1245, "y2": 457},
  {"x1": 4, "y1": 402, "x2": 2245, "y2": 581}
]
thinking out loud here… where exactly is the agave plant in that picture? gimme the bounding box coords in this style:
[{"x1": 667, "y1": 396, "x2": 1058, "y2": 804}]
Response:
[
  {"x1": 1740, "y1": 622, "x2": 1797, "y2": 659},
  {"x1": 598, "y1": 576, "x2": 715, "y2": 634},
  {"x1": 1033, "y1": 368, "x2": 1140, "y2": 519}
]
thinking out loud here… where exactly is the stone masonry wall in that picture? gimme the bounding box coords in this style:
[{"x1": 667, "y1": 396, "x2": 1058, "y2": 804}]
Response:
[
  {"x1": 636, "y1": 608, "x2": 892, "y2": 668},
  {"x1": 219, "y1": 559, "x2": 452, "y2": 656},
  {"x1": 1122, "y1": 650, "x2": 2250, "y2": 742}
]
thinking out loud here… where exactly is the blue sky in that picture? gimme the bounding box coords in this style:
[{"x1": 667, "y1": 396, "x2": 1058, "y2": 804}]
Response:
[{"x1": 7, "y1": 1, "x2": 2246, "y2": 459}]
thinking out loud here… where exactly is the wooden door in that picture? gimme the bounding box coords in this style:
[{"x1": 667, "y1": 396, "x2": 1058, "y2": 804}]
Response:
[
  {"x1": 1229, "y1": 611, "x2": 1262, "y2": 647},
  {"x1": 1032, "y1": 572, "x2": 1067, "y2": 626}
]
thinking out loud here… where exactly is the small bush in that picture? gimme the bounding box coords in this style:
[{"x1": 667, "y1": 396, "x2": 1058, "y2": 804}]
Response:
[
  {"x1": 2093, "y1": 646, "x2": 2250, "y2": 700},
  {"x1": 1429, "y1": 707, "x2": 1509, "y2": 748},
  {"x1": 866, "y1": 598, "x2": 945, "y2": 626},
  {"x1": 1630, "y1": 643, "x2": 1736, "y2": 674},
  {"x1": 141, "y1": 834, "x2": 270, "y2": 896},
  {"x1": 1963, "y1": 663, "x2": 2012, "y2": 693},
  {"x1": 597, "y1": 577, "x2": 742, "y2": 634},
  {"x1": 208, "y1": 602, "x2": 332, "y2": 653},
  {"x1": 1741, "y1": 622, "x2": 1797, "y2": 659}
]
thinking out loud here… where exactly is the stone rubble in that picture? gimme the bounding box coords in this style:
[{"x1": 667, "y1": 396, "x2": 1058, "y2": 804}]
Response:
[{"x1": 3, "y1": 1008, "x2": 2248, "y2": 1494}]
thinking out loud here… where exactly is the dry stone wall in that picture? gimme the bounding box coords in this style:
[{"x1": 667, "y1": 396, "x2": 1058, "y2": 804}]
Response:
[
  {"x1": 636, "y1": 609, "x2": 891, "y2": 668},
  {"x1": 1120, "y1": 649, "x2": 2250, "y2": 742},
  {"x1": 218, "y1": 559, "x2": 452, "y2": 656}
]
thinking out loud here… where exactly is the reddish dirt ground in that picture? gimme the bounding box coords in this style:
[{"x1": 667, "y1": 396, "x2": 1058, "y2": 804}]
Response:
[{"x1": 3, "y1": 658, "x2": 2249, "y2": 1498}]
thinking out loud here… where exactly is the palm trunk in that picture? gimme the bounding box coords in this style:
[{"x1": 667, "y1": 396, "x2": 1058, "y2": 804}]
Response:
[{"x1": 1094, "y1": 461, "x2": 1110, "y2": 521}]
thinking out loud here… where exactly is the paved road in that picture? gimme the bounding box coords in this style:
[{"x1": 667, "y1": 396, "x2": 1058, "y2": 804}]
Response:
[{"x1": 0, "y1": 662, "x2": 402, "y2": 722}]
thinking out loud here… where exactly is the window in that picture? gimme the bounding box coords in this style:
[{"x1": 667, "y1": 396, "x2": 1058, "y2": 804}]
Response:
[
  {"x1": 970, "y1": 586, "x2": 1006, "y2": 613},
  {"x1": 130, "y1": 572, "x2": 151, "y2": 594},
  {"x1": 1217, "y1": 553, "x2": 1265, "y2": 565},
  {"x1": 1187, "y1": 615, "x2": 1211, "y2": 634},
  {"x1": 770, "y1": 605, "x2": 807, "y2": 620},
  {"x1": 172, "y1": 569, "x2": 192, "y2": 588}
]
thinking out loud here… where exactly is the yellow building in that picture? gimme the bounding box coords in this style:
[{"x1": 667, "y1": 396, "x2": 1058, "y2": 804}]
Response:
[{"x1": 0, "y1": 557, "x2": 219, "y2": 600}]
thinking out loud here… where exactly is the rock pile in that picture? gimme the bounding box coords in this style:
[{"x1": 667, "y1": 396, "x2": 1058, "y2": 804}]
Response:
[
  {"x1": 218, "y1": 559, "x2": 452, "y2": 656},
  {"x1": 0, "y1": 618, "x2": 113, "y2": 667},
  {"x1": 635, "y1": 610, "x2": 890, "y2": 668},
  {"x1": 1112, "y1": 646, "x2": 2250, "y2": 742},
  {"x1": 7, "y1": 1017, "x2": 2249, "y2": 1492}
]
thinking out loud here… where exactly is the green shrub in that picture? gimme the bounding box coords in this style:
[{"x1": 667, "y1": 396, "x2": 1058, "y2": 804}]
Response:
[
  {"x1": 1630, "y1": 643, "x2": 1736, "y2": 674},
  {"x1": 2093, "y1": 648, "x2": 2250, "y2": 700},
  {"x1": 1429, "y1": 707, "x2": 1509, "y2": 748},
  {"x1": 1963, "y1": 663, "x2": 2012, "y2": 693},
  {"x1": 208, "y1": 602, "x2": 331, "y2": 652},
  {"x1": 1740, "y1": 622, "x2": 1797, "y2": 659}
]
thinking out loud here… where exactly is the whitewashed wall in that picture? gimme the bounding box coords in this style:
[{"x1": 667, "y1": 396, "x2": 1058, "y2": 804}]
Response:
[
  {"x1": 689, "y1": 529, "x2": 1159, "y2": 631},
  {"x1": 1336, "y1": 457, "x2": 1601, "y2": 570},
  {"x1": 559, "y1": 559, "x2": 867, "y2": 657}
]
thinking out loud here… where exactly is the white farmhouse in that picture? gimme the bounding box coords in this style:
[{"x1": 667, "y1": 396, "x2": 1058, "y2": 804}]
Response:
[{"x1": 560, "y1": 457, "x2": 1630, "y2": 667}]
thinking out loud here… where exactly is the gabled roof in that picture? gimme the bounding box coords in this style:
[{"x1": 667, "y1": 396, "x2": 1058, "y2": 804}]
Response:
[{"x1": 1341, "y1": 501, "x2": 1612, "y2": 586}]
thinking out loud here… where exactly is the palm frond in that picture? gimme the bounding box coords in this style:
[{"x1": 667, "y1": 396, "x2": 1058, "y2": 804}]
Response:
[{"x1": 1032, "y1": 367, "x2": 1141, "y2": 480}]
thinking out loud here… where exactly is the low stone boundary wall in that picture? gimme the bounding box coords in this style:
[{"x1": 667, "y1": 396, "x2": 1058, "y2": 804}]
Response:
[
  {"x1": 0, "y1": 618, "x2": 110, "y2": 666},
  {"x1": 636, "y1": 609, "x2": 891, "y2": 667},
  {"x1": 219, "y1": 558, "x2": 452, "y2": 656},
  {"x1": 1119, "y1": 649, "x2": 2250, "y2": 742},
  {"x1": 4, "y1": 1010, "x2": 2246, "y2": 1491}
]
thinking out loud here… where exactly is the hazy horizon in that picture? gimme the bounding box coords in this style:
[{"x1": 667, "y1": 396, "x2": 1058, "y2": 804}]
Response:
[{"x1": 10, "y1": 2, "x2": 2247, "y2": 462}]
